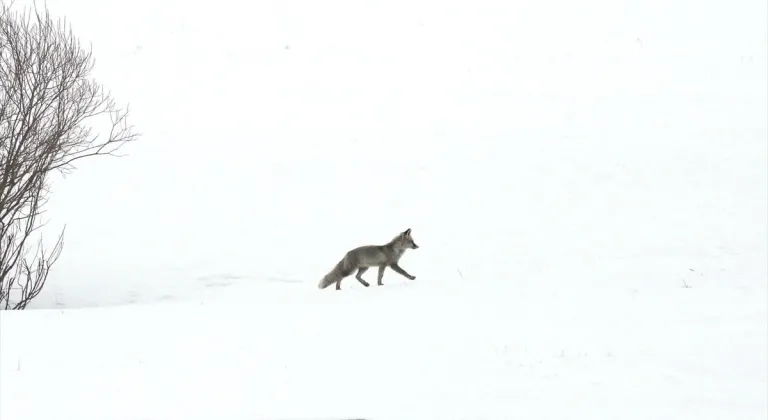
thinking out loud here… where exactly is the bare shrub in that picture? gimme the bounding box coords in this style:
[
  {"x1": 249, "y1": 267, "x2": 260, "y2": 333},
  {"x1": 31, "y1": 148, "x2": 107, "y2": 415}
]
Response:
[{"x1": 0, "y1": 2, "x2": 138, "y2": 309}]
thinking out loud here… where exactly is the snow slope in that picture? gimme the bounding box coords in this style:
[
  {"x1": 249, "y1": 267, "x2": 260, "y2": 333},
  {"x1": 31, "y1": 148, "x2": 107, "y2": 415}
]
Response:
[
  {"x1": 2, "y1": 255, "x2": 767, "y2": 420},
  {"x1": 1, "y1": 0, "x2": 767, "y2": 418}
]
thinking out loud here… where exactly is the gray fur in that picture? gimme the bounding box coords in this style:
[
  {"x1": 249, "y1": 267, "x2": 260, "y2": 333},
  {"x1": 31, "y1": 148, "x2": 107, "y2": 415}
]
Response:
[{"x1": 318, "y1": 228, "x2": 419, "y2": 290}]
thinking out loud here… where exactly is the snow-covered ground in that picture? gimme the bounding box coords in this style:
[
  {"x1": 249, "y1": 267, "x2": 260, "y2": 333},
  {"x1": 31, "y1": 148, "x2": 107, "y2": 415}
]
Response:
[
  {"x1": 2, "y1": 256, "x2": 766, "y2": 420},
  {"x1": 1, "y1": 0, "x2": 767, "y2": 418}
]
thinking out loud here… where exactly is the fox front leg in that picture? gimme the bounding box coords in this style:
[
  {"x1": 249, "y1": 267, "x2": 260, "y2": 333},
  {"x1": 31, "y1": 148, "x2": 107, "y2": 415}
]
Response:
[
  {"x1": 377, "y1": 265, "x2": 386, "y2": 286},
  {"x1": 389, "y1": 263, "x2": 416, "y2": 280}
]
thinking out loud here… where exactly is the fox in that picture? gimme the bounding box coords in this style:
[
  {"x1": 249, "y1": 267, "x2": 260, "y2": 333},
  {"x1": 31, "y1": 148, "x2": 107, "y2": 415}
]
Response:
[{"x1": 318, "y1": 228, "x2": 419, "y2": 290}]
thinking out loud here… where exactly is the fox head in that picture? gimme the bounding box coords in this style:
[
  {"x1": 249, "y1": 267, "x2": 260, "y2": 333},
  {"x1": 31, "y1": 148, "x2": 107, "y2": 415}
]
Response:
[{"x1": 396, "y1": 228, "x2": 419, "y2": 250}]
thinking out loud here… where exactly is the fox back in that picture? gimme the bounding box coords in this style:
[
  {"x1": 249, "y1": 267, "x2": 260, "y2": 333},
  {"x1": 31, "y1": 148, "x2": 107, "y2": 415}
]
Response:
[{"x1": 349, "y1": 229, "x2": 419, "y2": 267}]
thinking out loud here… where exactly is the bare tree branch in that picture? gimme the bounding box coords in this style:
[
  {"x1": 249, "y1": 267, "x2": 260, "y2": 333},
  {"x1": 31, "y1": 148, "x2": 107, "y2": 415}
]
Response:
[{"x1": 0, "y1": 2, "x2": 138, "y2": 309}]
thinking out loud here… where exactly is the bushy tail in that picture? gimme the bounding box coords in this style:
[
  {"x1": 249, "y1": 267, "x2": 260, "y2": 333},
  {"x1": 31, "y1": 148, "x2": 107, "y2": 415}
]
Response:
[{"x1": 318, "y1": 256, "x2": 354, "y2": 289}]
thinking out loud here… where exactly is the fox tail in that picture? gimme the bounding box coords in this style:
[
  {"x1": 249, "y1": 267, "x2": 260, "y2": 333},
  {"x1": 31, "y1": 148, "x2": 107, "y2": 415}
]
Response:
[{"x1": 318, "y1": 256, "x2": 354, "y2": 289}]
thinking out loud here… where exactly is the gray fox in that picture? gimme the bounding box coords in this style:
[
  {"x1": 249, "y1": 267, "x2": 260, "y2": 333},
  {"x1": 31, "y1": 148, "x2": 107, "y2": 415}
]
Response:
[{"x1": 318, "y1": 228, "x2": 419, "y2": 290}]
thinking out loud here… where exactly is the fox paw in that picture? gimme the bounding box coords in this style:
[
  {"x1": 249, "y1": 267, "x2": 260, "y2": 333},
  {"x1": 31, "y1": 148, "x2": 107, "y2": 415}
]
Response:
[{"x1": 409, "y1": 275, "x2": 416, "y2": 280}]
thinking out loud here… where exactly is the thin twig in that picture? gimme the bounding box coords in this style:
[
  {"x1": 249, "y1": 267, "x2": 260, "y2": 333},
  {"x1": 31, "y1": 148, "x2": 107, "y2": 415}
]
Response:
[{"x1": 0, "y1": 2, "x2": 138, "y2": 309}]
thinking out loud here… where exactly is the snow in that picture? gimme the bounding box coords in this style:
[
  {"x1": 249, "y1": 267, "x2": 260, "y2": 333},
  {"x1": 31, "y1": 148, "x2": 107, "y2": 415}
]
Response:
[
  {"x1": 1, "y1": 0, "x2": 767, "y2": 418},
  {"x1": 2, "y1": 256, "x2": 767, "y2": 419}
]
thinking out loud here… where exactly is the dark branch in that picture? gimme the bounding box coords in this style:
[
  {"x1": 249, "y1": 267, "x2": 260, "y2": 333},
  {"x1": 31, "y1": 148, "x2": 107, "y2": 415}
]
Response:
[{"x1": 0, "y1": 2, "x2": 138, "y2": 309}]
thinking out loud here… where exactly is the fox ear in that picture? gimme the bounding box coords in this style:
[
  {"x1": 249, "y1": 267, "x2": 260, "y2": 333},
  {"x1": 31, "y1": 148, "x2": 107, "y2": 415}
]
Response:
[{"x1": 404, "y1": 228, "x2": 411, "y2": 236}]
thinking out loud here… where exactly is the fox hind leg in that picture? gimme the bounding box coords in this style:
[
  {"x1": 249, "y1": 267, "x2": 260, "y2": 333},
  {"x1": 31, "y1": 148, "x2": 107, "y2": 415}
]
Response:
[{"x1": 355, "y1": 267, "x2": 370, "y2": 287}]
